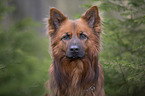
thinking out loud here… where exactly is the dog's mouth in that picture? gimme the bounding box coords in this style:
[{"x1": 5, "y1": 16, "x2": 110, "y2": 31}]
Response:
[
  {"x1": 66, "y1": 52, "x2": 85, "y2": 60},
  {"x1": 66, "y1": 55, "x2": 85, "y2": 60}
]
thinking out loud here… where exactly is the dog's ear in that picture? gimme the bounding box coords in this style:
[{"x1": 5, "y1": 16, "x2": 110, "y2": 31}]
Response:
[
  {"x1": 81, "y1": 6, "x2": 101, "y2": 28},
  {"x1": 49, "y1": 8, "x2": 67, "y2": 30}
]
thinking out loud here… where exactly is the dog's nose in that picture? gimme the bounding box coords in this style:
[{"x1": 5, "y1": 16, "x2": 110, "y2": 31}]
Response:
[{"x1": 70, "y1": 45, "x2": 79, "y2": 52}]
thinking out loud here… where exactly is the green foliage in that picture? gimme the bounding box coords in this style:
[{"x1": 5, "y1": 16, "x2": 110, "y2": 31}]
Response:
[
  {"x1": 89, "y1": 0, "x2": 145, "y2": 96},
  {"x1": 0, "y1": 3, "x2": 51, "y2": 96},
  {"x1": 0, "y1": 0, "x2": 15, "y2": 20},
  {"x1": 0, "y1": 18, "x2": 51, "y2": 96}
]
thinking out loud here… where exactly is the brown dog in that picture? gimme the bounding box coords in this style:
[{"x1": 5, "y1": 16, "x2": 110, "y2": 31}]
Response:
[{"x1": 46, "y1": 6, "x2": 105, "y2": 96}]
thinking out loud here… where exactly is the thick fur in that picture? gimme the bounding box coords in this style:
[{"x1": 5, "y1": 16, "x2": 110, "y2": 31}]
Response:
[{"x1": 46, "y1": 6, "x2": 105, "y2": 96}]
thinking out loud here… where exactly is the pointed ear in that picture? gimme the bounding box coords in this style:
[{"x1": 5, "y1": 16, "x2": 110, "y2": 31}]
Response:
[
  {"x1": 81, "y1": 6, "x2": 101, "y2": 28},
  {"x1": 48, "y1": 8, "x2": 67, "y2": 30}
]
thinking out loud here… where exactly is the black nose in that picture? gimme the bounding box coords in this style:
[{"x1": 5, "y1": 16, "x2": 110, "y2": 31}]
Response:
[{"x1": 70, "y1": 45, "x2": 79, "y2": 52}]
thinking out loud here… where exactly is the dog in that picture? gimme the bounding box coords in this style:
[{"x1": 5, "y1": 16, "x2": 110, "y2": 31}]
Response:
[{"x1": 45, "y1": 6, "x2": 105, "y2": 96}]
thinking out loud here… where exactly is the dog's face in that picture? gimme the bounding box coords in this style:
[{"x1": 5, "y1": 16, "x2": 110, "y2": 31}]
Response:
[{"x1": 48, "y1": 6, "x2": 102, "y2": 60}]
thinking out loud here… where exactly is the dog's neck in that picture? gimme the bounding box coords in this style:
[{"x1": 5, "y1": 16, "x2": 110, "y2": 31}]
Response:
[{"x1": 53, "y1": 55, "x2": 99, "y2": 89}]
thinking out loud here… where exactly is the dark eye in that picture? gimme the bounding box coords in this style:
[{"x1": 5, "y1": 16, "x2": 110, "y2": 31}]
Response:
[
  {"x1": 61, "y1": 34, "x2": 70, "y2": 40},
  {"x1": 80, "y1": 33, "x2": 88, "y2": 40}
]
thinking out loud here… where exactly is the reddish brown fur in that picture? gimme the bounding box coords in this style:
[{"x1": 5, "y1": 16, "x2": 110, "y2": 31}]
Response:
[{"x1": 45, "y1": 6, "x2": 105, "y2": 96}]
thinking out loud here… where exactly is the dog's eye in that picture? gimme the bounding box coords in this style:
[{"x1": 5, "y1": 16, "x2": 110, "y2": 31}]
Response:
[
  {"x1": 62, "y1": 35, "x2": 70, "y2": 40},
  {"x1": 80, "y1": 33, "x2": 88, "y2": 40}
]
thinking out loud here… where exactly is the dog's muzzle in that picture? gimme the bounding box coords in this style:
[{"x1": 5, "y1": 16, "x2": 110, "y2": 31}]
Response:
[{"x1": 66, "y1": 44, "x2": 85, "y2": 59}]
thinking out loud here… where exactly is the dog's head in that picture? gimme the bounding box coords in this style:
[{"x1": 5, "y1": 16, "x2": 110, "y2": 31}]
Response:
[{"x1": 48, "y1": 6, "x2": 102, "y2": 60}]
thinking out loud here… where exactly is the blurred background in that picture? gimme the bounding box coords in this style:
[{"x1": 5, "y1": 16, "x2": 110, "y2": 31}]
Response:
[{"x1": 0, "y1": 0, "x2": 145, "y2": 96}]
